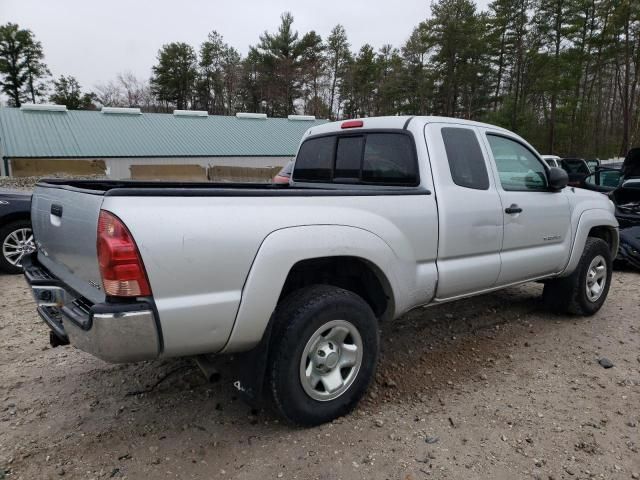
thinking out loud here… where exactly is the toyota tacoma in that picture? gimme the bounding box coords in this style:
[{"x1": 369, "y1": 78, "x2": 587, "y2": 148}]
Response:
[{"x1": 24, "y1": 116, "x2": 619, "y2": 425}]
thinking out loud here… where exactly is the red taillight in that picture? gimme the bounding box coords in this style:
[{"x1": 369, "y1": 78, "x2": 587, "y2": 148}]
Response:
[
  {"x1": 97, "y1": 210, "x2": 151, "y2": 297},
  {"x1": 341, "y1": 120, "x2": 363, "y2": 129}
]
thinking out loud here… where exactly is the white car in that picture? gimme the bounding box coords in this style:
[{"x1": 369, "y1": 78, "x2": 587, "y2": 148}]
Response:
[
  {"x1": 542, "y1": 155, "x2": 561, "y2": 168},
  {"x1": 25, "y1": 116, "x2": 618, "y2": 426}
]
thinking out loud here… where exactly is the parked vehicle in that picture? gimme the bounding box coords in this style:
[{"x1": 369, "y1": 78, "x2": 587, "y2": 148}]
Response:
[
  {"x1": 0, "y1": 189, "x2": 34, "y2": 274},
  {"x1": 541, "y1": 155, "x2": 561, "y2": 168},
  {"x1": 23, "y1": 116, "x2": 619, "y2": 426},
  {"x1": 586, "y1": 159, "x2": 601, "y2": 172},
  {"x1": 272, "y1": 160, "x2": 294, "y2": 185},
  {"x1": 618, "y1": 226, "x2": 640, "y2": 269},
  {"x1": 561, "y1": 158, "x2": 592, "y2": 187},
  {"x1": 610, "y1": 179, "x2": 640, "y2": 228},
  {"x1": 581, "y1": 148, "x2": 640, "y2": 269},
  {"x1": 581, "y1": 165, "x2": 625, "y2": 192}
]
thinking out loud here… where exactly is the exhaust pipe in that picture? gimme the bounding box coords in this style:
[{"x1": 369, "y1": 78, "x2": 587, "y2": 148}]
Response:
[{"x1": 194, "y1": 355, "x2": 220, "y2": 383}]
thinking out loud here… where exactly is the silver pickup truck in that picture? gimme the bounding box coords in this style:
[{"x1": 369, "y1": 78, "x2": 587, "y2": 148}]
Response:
[{"x1": 24, "y1": 116, "x2": 618, "y2": 426}]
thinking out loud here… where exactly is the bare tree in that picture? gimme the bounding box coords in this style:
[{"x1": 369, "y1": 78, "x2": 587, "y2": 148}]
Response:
[
  {"x1": 93, "y1": 72, "x2": 156, "y2": 110},
  {"x1": 117, "y1": 71, "x2": 147, "y2": 107},
  {"x1": 93, "y1": 80, "x2": 125, "y2": 107}
]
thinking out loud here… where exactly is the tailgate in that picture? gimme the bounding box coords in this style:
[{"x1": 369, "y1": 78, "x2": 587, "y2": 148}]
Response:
[{"x1": 31, "y1": 184, "x2": 106, "y2": 304}]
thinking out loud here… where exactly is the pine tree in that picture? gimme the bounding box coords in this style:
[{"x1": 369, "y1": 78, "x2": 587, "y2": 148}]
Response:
[
  {"x1": 401, "y1": 23, "x2": 434, "y2": 115},
  {"x1": 326, "y1": 25, "x2": 350, "y2": 119},
  {"x1": 299, "y1": 31, "x2": 328, "y2": 117},
  {"x1": 199, "y1": 31, "x2": 228, "y2": 114},
  {"x1": 50, "y1": 75, "x2": 94, "y2": 110},
  {"x1": 150, "y1": 42, "x2": 198, "y2": 110},
  {"x1": 0, "y1": 23, "x2": 49, "y2": 106},
  {"x1": 254, "y1": 12, "x2": 302, "y2": 116},
  {"x1": 425, "y1": 0, "x2": 490, "y2": 117}
]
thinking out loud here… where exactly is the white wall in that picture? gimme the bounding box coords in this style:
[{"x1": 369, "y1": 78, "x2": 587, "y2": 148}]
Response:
[{"x1": 5, "y1": 156, "x2": 292, "y2": 179}]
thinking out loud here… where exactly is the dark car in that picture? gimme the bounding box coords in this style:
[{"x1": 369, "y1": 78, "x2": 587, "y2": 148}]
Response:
[
  {"x1": 561, "y1": 158, "x2": 592, "y2": 187},
  {"x1": 618, "y1": 227, "x2": 640, "y2": 270},
  {"x1": 580, "y1": 149, "x2": 640, "y2": 269},
  {"x1": 582, "y1": 162, "x2": 624, "y2": 192},
  {"x1": 0, "y1": 189, "x2": 34, "y2": 273}
]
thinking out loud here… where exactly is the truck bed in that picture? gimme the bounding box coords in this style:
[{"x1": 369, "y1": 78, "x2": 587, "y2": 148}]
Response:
[{"x1": 31, "y1": 178, "x2": 436, "y2": 357}]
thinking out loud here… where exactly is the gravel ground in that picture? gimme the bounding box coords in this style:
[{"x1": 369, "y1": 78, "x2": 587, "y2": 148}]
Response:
[
  {"x1": 0, "y1": 175, "x2": 107, "y2": 191},
  {"x1": 0, "y1": 271, "x2": 639, "y2": 480}
]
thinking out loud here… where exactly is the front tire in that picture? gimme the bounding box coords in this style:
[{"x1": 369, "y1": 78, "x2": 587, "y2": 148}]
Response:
[
  {"x1": 0, "y1": 221, "x2": 34, "y2": 274},
  {"x1": 268, "y1": 285, "x2": 379, "y2": 426},
  {"x1": 543, "y1": 237, "x2": 612, "y2": 315}
]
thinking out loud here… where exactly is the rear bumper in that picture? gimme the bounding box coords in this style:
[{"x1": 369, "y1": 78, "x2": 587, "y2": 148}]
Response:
[{"x1": 23, "y1": 254, "x2": 160, "y2": 363}]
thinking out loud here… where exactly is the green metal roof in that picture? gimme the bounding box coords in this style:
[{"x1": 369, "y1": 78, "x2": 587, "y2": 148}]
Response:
[{"x1": 0, "y1": 107, "x2": 327, "y2": 158}]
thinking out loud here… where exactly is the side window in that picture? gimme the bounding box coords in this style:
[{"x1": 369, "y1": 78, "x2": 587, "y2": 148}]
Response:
[
  {"x1": 292, "y1": 136, "x2": 335, "y2": 182},
  {"x1": 441, "y1": 127, "x2": 489, "y2": 190},
  {"x1": 334, "y1": 136, "x2": 364, "y2": 180},
  {"x1": 362, "y1": 133, "x2": 417, "y2": 185},
  {"x1": 487, "y1": 135, "x2": 548, "y2": 191}
]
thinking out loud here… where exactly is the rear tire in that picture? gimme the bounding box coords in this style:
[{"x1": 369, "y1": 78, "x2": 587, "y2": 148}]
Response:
[
  {"x1": 268, "y1": 285, "x2": 379, "y2": 426},
  {"x1": 543, "y1": 237, "x2": 612, "y2": 315},
  {"x1": 0, "y1": 221, "x2": 33, "y2": 274}
]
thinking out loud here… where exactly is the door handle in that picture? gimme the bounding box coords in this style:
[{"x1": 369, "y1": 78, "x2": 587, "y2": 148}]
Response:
[
  {"x1": 50, "y1": 204, "x2": 63, "y2": 217},
  {"x1": 505, "y1": 204, "x2": 522, "y2": 214}
]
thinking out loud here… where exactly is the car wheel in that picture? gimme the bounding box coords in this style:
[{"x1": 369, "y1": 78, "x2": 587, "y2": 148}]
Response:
[
  {"x1": 0, "y1": 220, "x2": 35, "y2": 274},
  {"x1": 268, "y1": 285, "x2": 379, "y2": 426},
  {"x1": 543, "y1": 237, "x2": 612, "y2": 315}
]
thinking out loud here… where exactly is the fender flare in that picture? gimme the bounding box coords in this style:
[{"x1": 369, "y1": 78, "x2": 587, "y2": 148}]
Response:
[
  {"x1": 221, "y1": 225, "x2": 400, "y2": 353},
  {"x1": 560, "y1": 208, "x2": 619, "y2": 276}
]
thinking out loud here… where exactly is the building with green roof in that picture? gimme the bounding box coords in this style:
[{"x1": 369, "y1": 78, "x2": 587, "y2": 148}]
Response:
[{"x1": 0, "y1": 105, "x2": 327, "y2": 179}]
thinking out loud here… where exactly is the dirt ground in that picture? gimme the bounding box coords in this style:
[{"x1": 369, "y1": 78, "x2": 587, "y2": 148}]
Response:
[{"x1": 0, "y1": 271, "x2": 638, "y2": 480}]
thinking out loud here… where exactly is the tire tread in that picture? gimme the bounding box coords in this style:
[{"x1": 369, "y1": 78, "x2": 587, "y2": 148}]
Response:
[
  {"x1": 268, "y1": 285, "x2": 378, "y2": 426},
  {"x1": 543, "y1": 237, "x2": 612, "y2": 316}
]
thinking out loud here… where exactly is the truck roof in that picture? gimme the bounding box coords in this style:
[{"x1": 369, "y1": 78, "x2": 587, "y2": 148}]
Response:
[{"x1": 304, "y1": 116, "x2": 512, "y2": 138}]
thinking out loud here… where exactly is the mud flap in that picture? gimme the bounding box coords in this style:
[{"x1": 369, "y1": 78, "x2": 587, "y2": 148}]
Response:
[{"x1": 229, "y1": 322, "x2": 274, "y2": 409}]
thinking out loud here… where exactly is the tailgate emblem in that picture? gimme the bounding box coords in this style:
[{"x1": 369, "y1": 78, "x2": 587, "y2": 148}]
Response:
[{"x1": 89, "y1": 280, "x2": 102, "y2": 291}]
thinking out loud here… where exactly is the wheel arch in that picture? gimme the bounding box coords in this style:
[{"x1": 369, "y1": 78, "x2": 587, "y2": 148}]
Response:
[
  {"x1": 221, "y1": 225, "x2": 399, "y2": 354},
  {"x1": 561, "y1": 209, "x2": 619, "y2": 277},
  {"x1": 587, "y1": 225, "x2": 618, "y2": 258},
  {"x1": 278, "y1": 255, "x2": 395, "y2": 322}
]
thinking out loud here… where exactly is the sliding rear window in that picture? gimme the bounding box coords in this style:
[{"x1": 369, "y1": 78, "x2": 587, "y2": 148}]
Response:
[
  {"x1": 293, "y1": 136, "x2": 335, "y2": 182},
  {"x1": 293, "y1": 131, "x2": 419, "y2": 186},
  {"x1": 335, "y1": 136, "x2": 364, "y2": 180}
]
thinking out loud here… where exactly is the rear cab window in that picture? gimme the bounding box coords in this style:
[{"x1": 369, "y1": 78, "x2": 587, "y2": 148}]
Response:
[
  {"x1": 293, "y1": 136, "x2": 335, "y2": 182},
  {"x1": 292, "y1": 131, "x2": 419, "y2": 186}
]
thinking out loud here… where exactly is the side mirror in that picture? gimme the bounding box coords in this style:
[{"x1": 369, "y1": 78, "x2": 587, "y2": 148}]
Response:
[{"x1": 548, "y1": 167, "x2": 569, "y2": 191}]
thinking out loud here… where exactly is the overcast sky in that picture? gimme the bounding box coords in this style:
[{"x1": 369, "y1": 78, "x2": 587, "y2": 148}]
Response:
[{"x1": 2, "y1": 0, "x2": 491, "y2": 92}]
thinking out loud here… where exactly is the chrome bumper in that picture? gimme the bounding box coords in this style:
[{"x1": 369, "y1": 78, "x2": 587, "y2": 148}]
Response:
[{"x1": 24, "y1": 255, "x2": 160, "y2": 363}]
